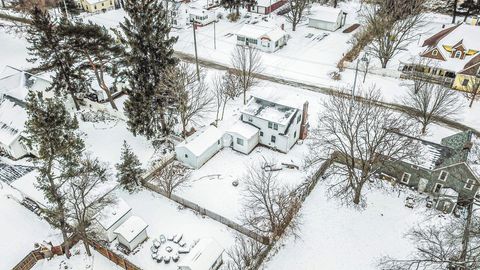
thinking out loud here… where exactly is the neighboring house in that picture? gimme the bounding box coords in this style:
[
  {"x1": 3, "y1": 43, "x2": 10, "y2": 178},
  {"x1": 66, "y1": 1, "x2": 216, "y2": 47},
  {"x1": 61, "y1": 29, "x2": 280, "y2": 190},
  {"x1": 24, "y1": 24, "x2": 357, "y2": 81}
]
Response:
[
  {"x1": 236, "y1": 24, "x2": 288, "y2": 53},
  {"x1": 225, "y1": 121, "x2": 259, "y2": 154},
  {"x1": 164, "y1": 0, "x2": 189, "y2": 28},
  {"x1": 178, "y1": 238, "x2": 224, "y2": 270},
  {"x1": 93, "y1": 198, "x2": 132, "y2": 242},
  {"x1": 114, "y1": 216, "x2": 148, "y2": 251},
  {"x1": 79, "y1": 0, "x2": 115, "y2": 13},
  {"x1": 0, "y1": 66, "x2": 52, "y2": 159},
  {"x1": 175, "y1": 126, "x2": 224, "y2": 169},
  {"x1": 248, "y1": 0, "x2": 286, "y2": 15},
  {"x1": 400, "y1": 23, "x2": 480, "y2": 92},
  {"x1": 239, "y1": 89, "x2": 309, "y2": 153},
  {"x1": 188, "y1": 6, "x2": 216, "y2": 26},
  {"x1": 307, "y1": 5, "x2": 347, "y2": 32},
  {"x1": 379, "y1": 130, "x2": 480, "y2": 214}
]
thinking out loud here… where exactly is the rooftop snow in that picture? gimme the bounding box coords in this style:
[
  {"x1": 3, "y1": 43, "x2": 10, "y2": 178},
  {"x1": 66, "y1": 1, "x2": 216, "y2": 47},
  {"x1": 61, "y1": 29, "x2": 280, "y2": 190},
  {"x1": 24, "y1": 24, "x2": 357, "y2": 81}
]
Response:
[
  {"x1": 242, "y1": 97, "x2": 297, "y2": 126},
  {"x1": 11, "y1": 170, "x2": 48, "y2": 207},
  {"x1": 178, "y1": 238, "x2": 224, "y2": 270},
  {"x1": 114, "y1": 216, "x2": 148, "y2": 243},
  {"x1": 176, "y1": 126, "x2": 223, "y2": 157},
  {"x1": 250, "y1": 87, "x2": 307, "y2": 110},
  {"x1": 84, "y1": 0, "x2": 110, "y2": 5},
  {"x1": 439, "y1": 24, "x2": 480, "y2": 51},
  {"x1": 0, "y1": 99, "x2": 28, "y2": 145},
  {"x1": 227, "y1": 121, "x2": 259, "y2": 139},
  {"x1": 308, "y1": 5, "x2": 343, "y2": 23},
  {"x1": 94, "y1": 198, "x2": 132, "y2": 230},
  {"x1": 0, "y1": 66, "x2": 52, "y2": 102},
  {"x1": 409, "y1": 140, "x2": 448, "y2": 170},
  {"x1": 236, "y1": 24, "x2": 286, "y2": 41}
]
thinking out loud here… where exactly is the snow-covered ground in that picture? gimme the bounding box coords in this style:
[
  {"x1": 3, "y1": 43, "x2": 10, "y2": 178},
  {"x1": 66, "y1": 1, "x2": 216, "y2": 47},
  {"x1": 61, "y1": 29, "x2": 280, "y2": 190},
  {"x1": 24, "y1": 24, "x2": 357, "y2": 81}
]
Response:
[
  {"x1": 0, "y1": 184, "x2": 62, "y2": 270},
  {"x1": 263, "y1": 174, "x2": 448, "y2": 270}
]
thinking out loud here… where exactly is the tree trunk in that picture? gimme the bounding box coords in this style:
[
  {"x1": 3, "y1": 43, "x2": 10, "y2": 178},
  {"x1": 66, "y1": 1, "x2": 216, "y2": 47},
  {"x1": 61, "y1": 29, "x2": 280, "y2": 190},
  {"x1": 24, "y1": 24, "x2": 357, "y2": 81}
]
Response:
[
  {"x1": 452, "y1": 0, "x2": 458, "y2": 23},
  {"x1": 61, "y1": 222, "x2": 71, "y2": 259},
  {"x1": 464, "y1": 6, "x2": 471, "y2": 22},
  {"x1": 83, "y1": 236, "x2": 92, "y2": 256},
  {"x1": 353, "y1": 188, "x2": 362, "y2": 205},
  {"x1": 221, "y1": 100, "x2": 228, "y2": 120},
  {"x1": 459, "y1": 203, "x2": 473, "y2": 267},
  {"x1": 333, "y1": 0, "x2": 338, "y2": 8},
  {"x1": 1, "y1": 0, "x2": 5, "y2": 8},
  {"x1": 292, "y1": 21, "x2": 296, "y2": 32},
  {"x1": 469, "y1": 85, "x2": 479, "y2": 108}
]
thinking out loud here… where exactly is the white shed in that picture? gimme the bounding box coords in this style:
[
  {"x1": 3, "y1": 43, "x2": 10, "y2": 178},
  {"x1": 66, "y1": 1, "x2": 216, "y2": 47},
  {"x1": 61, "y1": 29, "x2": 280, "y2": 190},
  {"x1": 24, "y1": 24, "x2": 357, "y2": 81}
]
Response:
[
  {"x1": 189, "y1": 6, "x2": 216, "y2": 26},
  {"x1": 308, "y1": 5, "x2": 346, "y2": 32},
  {"x1": 175, "y1": 126, "x2": 224, "y2": 169},
  {"x1": 93, "y1": 198, "x2": 132, "y2": 242},
  {"x1": 0, "y1": 100, "x2": 30, "y2": 160},
  {"x1": 178, "y1": 238, "x2": 224, "y2": 270},
  {"x1": 226, "y1": 122, "x2": 259, "y2": 154},
  {"x1": 114, "y1": 216, "x2": 148, "y2": 251},
  {"x1": 236, "y1": 24, "x2": 288, "y2": 53}
]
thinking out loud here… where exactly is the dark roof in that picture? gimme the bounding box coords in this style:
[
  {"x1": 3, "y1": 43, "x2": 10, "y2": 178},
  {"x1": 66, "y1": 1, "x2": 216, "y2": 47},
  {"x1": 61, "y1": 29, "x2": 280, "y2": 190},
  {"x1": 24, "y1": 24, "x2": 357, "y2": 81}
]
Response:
[
  {"x1": 439, "y1": 130, "x2": 475, "y2": 168},
  {"x1": 459, "y1": 53, "x2": 480, "y2": 75},
  {"x1": 422, "y1": 24, "x2": 461, "y2": 47}
]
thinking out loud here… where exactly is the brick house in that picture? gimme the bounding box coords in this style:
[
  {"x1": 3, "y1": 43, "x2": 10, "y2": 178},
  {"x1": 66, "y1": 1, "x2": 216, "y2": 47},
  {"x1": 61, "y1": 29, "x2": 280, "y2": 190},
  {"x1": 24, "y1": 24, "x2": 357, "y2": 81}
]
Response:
[{"x1": 379, "y1": 130, "x2": 480, "y2": 213}]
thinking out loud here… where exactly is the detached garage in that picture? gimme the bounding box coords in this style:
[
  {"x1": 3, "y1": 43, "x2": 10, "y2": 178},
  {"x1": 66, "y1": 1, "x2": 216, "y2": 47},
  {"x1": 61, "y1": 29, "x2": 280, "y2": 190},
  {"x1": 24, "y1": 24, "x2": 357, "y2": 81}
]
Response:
[
  {"x1": 308, "y1": 5, "x2": 346, "y2": 32},
  {"x1": 114, "y1": 216, "x2": 148, "y2": 252},
  {"x1": 226, "y1": 122, "x2": 259, "y2": 154},
  {"x1": 175, "y1": 126, "x2": 224, "y2": 169}
]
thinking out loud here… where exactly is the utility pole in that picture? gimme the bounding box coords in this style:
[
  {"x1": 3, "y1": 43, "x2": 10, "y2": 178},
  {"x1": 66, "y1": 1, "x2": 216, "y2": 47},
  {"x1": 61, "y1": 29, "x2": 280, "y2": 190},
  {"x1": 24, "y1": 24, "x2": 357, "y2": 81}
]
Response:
[
  {"x1": 352, "y1": 59, "x2": 360, "y2": 100},
  {"x1": 192, "y1": 19, "x2": 200, "y2": 81},
  {"x1": 213, "y1": 20, "x2": 216, "y2": 50}
]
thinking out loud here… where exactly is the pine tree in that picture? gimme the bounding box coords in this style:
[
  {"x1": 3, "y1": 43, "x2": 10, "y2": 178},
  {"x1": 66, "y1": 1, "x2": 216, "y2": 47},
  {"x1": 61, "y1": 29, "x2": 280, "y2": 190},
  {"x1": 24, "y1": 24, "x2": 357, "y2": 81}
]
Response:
[
  {"x1": 58, "y1": 0, "x2": 80, "y2": 17},
  {"x1": 62, "y1": 21, "x2": 123, "y2": 110},
  {"x1": 25, "y1": 92, "x2": 85, "y2": 258},
  {"x1": 116, "y1": 141, "x2": 144, "y2": 193},
  {"x1": 115, "y1": 0, "x2": 178, "y2": 139},
  {"x1": 26, "y1": 7, "x2": 87, "y2": 111}
]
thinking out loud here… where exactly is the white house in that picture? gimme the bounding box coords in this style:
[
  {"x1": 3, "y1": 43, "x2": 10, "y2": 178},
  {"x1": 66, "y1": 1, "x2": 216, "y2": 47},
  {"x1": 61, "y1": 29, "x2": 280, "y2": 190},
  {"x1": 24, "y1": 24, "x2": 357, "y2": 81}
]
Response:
[
  {"x1": 226, "y1": 121, "x2": 259, "y2": 154},
  {"x1": 175, "y1": 126, "x2": 224, "y2": 169},
  {"x1": 178, "y1": 238, "x2": 224, "y2": 270},
  {"x1": 240, "y1": 89, "x2": 309, "y2": 153},
  {"x1": 308, "y1": 5, "x2": 346, "y2": 32},
  {"x1": 93, "y1": 198, "x2": 132, "y2": 242},
  {"x1": 236, "y1": 24, "x2": 288, "y2": 53},
  {"x1": 249, "y1": 0, "x2": 286, "y2": 15},
  {"x1": 163, "y1": 0, "x2": 189, "y2": 28},
  {"x1": 188, "y1": 6, "x2": 216, "y2": 26},
  {"x1": 114, "y1": 216, "x2": 148, "y2": 251}
]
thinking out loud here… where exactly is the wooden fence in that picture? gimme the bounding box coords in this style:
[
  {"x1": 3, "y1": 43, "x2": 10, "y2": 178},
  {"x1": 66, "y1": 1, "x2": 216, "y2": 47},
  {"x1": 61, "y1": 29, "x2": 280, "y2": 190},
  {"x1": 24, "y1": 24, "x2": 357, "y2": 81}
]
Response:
[
  {"x1": 143, "y1": 181, "x2": 270, "y2": 245},
  {"x1": 11, "y1": 251, "x2": 43, "y2": 270},
  {"x1": 89, "y1": 241, "x2": 142, "y2": 270}
]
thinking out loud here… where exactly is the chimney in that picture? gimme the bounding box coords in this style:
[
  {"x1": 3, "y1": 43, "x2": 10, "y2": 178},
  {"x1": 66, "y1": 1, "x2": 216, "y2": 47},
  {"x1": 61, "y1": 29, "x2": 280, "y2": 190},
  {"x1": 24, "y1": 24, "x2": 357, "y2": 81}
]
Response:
[{"x1": 299, "y1": 101, "x2": 309, "y2": 140}]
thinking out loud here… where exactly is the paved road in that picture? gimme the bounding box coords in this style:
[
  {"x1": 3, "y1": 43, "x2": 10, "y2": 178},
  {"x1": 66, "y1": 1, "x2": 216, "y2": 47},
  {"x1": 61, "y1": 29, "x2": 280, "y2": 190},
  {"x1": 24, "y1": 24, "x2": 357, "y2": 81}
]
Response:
[{"x1": 175, "y1": 51, "x2": 480, "y2": 136}]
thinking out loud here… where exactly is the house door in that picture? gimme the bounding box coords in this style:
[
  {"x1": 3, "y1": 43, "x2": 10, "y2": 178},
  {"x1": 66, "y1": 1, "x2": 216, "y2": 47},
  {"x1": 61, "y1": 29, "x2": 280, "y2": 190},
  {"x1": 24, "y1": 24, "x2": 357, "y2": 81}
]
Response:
[{"x1": 418, "y1": 178, "x2": 428, "y2": 193}]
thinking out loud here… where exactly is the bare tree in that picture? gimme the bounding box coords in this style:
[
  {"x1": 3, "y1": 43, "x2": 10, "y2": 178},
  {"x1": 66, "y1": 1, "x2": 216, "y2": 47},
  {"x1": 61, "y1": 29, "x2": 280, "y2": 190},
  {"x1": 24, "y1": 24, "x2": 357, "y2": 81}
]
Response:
[
  {"x1": 212, "y1": 71, "x2": 239, "y2": 124},
  {"x1": 225, "y1": 234, "x2": 265, "y2": 270},
  {"x1": 402, "y1": 81, "x2": 462, "y2": 134},
  {"x1": 286, "y1": 0, "x2": 309, "y2": 31},
  {"x1": 163, "y1": 63, "x2": 213, "y2": 137},
  {"x1": 378, "y1": 203, "x2": 480, "y2": 270},
  {"x1": 231, "y1": 46, "x2": 263, "y2": 105},
  {"x1": 66, "y1": 155, "x2": 114, "y2": 257},
  {"x1": 242, "y1": 159, "x2": 301, "y2": 239},
  {"x1": 152, "y1": 161, "x2": 191, "y2": 198},
  {"x1": 308, "y1": 87, "x2": 418, "y2": 208},
  {"x1": 364, "y1": 0, "x2": 426, "y2": 68},
  {"x1": 463, "y1": 76, "x2": 480, "y2": 108}
]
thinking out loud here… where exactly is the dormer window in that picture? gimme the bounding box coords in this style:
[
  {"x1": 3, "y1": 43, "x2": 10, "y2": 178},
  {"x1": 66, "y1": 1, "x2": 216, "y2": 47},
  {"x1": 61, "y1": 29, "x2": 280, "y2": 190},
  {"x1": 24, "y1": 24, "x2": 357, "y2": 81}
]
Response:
[{"x1": 454, "y1": 51, "x2": 462, "y2": 59}]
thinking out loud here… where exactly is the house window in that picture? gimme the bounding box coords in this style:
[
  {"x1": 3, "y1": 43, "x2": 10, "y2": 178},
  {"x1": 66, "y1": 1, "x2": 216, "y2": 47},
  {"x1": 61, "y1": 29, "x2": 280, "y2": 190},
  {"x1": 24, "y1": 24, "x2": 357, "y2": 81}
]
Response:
[
  {"x1": 455, "y1": 51, "x2": 462, "y2": 59},
  {"x1": 464, "y1": 179, "x2": 475, "y2": 190},
  {"x1": 273, "y1": 123, "x2": 278, "y2": 130},
  {"x1": 260, "y1": 131, "x2": 263, "y2": 137},
  {"x1": 433, "y1": 183, "x2": 443, "y2": 193},
  {"x1": 432, "y1": 49, "x2": 438, "y2": 56},
  {"x1": 439, "y1": 171, "x2": 448, "y2": 181},
  {"x1": 271, "y1": 135, "x2": 276, "y2": 143},
  {"x1": 268, "y1": 122, "x2": 273, "y2": 129},
  {"x1": 475, "y1": 190, "x2": 480, "y2": 201},
  {"x1": 294, "y1": 131, "x2": 297, "y2": 138},
  {"x1": 275, "y1": 40, "x2": 279, "y2": 47},
  {"x1": 246, "y1": 38, "x2": 257, "y2": 45},
  {"x1": 237, "y1": 36, "x2": 245, "y2": 42},
  {"x1": 185, "y1": 154, "x2": 188, "y2": 158},
  {"x1": 237, "y1": 138, "x2": 244, "y2": 146},
  {"x1": 102, "y1": 2, "x2": 104, "y2": 6},
  {"x1": 248, "y1": 116, "x2": 253, "y2": 122},
  {"x1": 217, "y1": 140, "x2": 220, "y2": 145},
  {"x1": 297, "y1": 115, "x2": 301, "y2": 123},
  {"x1": 401, "y1": 172, "x2": 411, "y2": 184},
  {"x1": 462, "y1": 78, "x2": 470, "y2": 86}
]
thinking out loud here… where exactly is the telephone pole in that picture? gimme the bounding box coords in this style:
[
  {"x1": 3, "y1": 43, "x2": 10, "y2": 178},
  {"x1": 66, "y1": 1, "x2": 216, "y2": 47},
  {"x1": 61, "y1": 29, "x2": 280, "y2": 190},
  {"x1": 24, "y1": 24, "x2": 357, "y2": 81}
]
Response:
[
  {"x1": 213, "y1": 20, "x2": 216, "y2": 50},
  {"x1": 192, "y1": 20, "x2": 200, "y2": 81}
]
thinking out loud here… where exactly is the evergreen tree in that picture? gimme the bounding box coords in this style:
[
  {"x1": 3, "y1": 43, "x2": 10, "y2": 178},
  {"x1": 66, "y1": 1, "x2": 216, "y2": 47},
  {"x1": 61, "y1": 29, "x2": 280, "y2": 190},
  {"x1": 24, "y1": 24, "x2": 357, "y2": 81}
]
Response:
[
  {"x1": 62, "y1": 21, "x2": 123, "y2": 110},
  {"x1": 115, "y1": 0, "x2": 178, "y2": 139},
  {"x1": 26, "y1": 7, "x2": 87, "y2": 111},
  {"x1": 116, "y1": 141, "x2": 144, "y2": 193},
  {"x1": 58, "y1": 0, "x2": 80, "y2": 17},
  {"x1": 25, "y1": 92, "x2": 85, "y2": 258}
]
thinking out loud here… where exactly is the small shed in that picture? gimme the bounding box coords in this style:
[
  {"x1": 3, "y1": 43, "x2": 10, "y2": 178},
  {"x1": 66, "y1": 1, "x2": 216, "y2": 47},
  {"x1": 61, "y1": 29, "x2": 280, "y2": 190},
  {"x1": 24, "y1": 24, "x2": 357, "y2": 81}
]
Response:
[
  {"x1": 114, "y1": 216, "x2": 148, "y2": 251},
  {"x1": 175, "y1": 126, "x2": 224, "y2": 169},
  {"x1": 226, "y1": 122, "x2": 259, "y2": 154},
  {"x1": 0, "y1": 100, "x2": 30, "y2": 159},
  {"x1": 178, "y1": 238, "x2": 224, "y2": 270},
  {"x1": 189, "y1": 6, "x2": 216, "y2": 26},
  {"x1": 308, "y1": 5, "x2": 346, "y2": 32},
  {"x1": 236, "y1": 24, "x2": 288, "y2": 53},
  {"x1": 94, "y1": 198, "x2": 132, "y2": 242}
]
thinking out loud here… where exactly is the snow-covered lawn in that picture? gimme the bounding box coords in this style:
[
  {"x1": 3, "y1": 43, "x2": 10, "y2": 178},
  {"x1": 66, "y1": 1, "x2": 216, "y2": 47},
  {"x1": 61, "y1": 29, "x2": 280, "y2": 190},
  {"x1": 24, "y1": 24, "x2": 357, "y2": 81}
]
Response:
[
  {"x1": 0, "y1": 184, "x2": 62, "y2": 270},
  {"x1": 109, "y1": 188, "x2": 237, "y2": 270},
  {"x1": 264, "y1": 177, "x2": 445, "y2": 270},
  {"x1": 32, "y1": 241, "x2": 122, "y2": 270}
]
